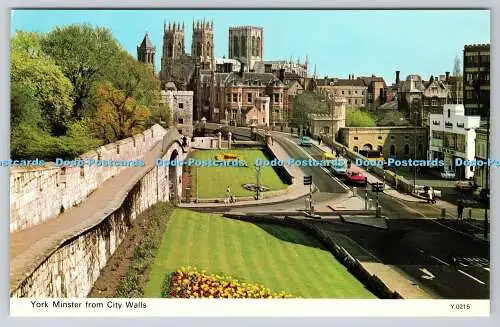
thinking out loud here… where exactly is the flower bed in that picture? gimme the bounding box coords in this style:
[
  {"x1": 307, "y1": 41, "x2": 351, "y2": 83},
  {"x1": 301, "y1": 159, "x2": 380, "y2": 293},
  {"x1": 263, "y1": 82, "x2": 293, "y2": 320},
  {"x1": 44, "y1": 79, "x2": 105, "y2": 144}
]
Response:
[{"x1": 163, "y1": 266, "x2": 293, "y2": 299}]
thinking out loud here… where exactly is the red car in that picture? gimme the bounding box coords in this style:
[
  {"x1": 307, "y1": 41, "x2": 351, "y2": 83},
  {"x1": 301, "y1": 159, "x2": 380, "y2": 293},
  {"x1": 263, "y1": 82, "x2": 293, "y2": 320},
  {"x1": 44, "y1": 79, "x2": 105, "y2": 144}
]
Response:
[{"x1": 344, "y1": 167, "x2": 368, "y2": 185}]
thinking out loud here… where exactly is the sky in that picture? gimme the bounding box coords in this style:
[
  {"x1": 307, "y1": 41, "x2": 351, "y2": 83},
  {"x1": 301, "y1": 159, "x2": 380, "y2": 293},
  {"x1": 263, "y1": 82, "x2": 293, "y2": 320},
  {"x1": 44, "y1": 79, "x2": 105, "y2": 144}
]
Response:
[{"x1": 10, "y1": 9, "x2": 490, "y2": 84}]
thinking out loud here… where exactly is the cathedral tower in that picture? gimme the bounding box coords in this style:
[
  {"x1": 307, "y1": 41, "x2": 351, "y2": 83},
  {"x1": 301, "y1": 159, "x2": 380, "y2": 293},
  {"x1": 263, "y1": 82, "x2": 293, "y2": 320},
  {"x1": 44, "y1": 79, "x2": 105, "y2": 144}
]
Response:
[
  {"x1": 228, "y1": 26, "x2": 263, "y2": 71},
  {"x1": 137, "y1": 33, "x2": 156, "y2": 71},
  {"x1": 160, "y1": 21, "x2": 185, "y2": 83},
  {"x1": 191, "y1": 19, "x2": 214, "y2": 70}
]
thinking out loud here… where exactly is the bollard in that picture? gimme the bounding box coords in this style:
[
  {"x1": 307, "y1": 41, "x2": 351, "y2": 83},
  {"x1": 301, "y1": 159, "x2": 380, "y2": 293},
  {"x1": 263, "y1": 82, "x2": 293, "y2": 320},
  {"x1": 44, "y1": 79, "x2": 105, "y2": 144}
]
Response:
[
  {"x1": 441, "y1": 208, "x2": 446, "y2": 218},
  {"x1": 376, "y1": 205, "x2": 382, "y2": 218},
  {"x1": 352, "y1": 187, "x2": 357, "y2": 197}
]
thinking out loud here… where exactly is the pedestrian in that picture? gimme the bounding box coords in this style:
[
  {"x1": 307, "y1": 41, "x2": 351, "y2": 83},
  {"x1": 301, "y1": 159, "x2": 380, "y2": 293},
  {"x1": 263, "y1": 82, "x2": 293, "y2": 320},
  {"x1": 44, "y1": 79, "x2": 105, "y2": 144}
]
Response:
[
  {"x1": 427, "y1": 187, "x2": 433, "y2": 204},
  {"x1": 457, "y1": 201, "x2": 464, "y2": 219},
  {"x1": 318, "y1": 135, "x2": 322, "y2": 145},
  {"x1": 226, "y1": 185, "x2": 231, "y2": 203},
  {"x1": 431, "y1": 189, "x2": 437, "y2": 204}
]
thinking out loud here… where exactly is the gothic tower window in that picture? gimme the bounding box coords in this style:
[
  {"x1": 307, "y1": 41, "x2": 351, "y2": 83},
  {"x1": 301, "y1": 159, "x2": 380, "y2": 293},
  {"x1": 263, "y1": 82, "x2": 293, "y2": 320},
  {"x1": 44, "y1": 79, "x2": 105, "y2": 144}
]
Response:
[
  {"x1": 233, "y1": 36, "x2": 239, "y2": 57},
  {"x1": 241, "y1": 37, "x2": 246, "y2": 56},
  {"x1": 256, "y1": 37, "x2": 261, "y2": 57},
  {"x1": 252, "y1": 36, "x2": 256, "y2": 56},
  {"x1": 197, "y1": 42, "x2": 202, "y2": 57},
  {"x1": 206, "y1": 42, "x2": 211, "y2": 57},
  {"x1": 168, "y1": 43, "x2": 173, "y2": 57}
]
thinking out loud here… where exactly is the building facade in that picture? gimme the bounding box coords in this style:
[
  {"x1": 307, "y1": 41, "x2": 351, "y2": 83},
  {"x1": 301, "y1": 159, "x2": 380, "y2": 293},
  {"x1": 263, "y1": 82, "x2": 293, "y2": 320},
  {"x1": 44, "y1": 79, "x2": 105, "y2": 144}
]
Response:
[
  {"x1": 356, "y1": 75, "x2": 386, "y2": 111},
  {"x1": 315, "y1": 75, "x2": 368, "y2": 109},
  {"x1": 463, "y1": 44, "x2": 490, "y2": 119},
  {"x1": 308, "y1": 97, "x2": 346, "y2": 138},
  {"x1": 338, "y1": 126, "x2": 427, "y2": 160},
  {"x1": 428, "y1": 104, "x2": 481, "y2": 179},
  {"x1": 161, "y1": 86, "x2": 194, "y2": 137},
  {"x1": 474, "y1": 127, "x2": 489, "y2": 189},
  {"x1": 228, "y1": 26, "x2": 263, "y2": 71}
]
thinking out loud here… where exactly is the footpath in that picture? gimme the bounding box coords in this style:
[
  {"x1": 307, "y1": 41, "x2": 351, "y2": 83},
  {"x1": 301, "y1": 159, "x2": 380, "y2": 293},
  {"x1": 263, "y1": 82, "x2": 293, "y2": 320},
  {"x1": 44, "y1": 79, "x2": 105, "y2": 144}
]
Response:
[{"x1": 10, "y1": 141, "x2": 164, "y2": 291}]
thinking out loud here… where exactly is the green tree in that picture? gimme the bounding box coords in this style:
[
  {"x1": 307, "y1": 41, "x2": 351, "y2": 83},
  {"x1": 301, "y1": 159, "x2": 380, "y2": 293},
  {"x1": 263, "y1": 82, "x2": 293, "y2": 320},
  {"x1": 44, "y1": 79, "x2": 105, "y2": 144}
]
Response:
[
  {"x1": 347, "y1": 108, "x2": 376, "y2": 127},
  {"x1": 91, "y1": 82, "x2": 151, "y2": 143},
  {"x1": 11, "y1": 31, "x2": 74, "y2": 134},
  {"x1": 41, "y1": 24, "x2": 121, "y2": 118},
  {"x1": 102, "y1": 50, "x2": 161, "y2": 108}
]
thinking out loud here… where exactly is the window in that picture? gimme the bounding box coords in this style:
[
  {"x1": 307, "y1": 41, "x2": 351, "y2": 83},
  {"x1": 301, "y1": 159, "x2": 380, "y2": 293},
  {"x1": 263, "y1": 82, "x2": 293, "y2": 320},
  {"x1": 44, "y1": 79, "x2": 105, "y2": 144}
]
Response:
[
  {"x1": 355, "y1": 90, "x2": 358, "y2": 94},
  {"x1": 355, "y1": 99, "x2": 358, "y2": 105},
  {"x1": 447, "y1": 109, "x2": 451, "y2": 118},
  {"x1": 378, "y1": 136, "x2": 382, "y2": 140},
  {"x1": 432, "y1": 100, "x2": 437, "y2": 106},
  {"x1": 362, "y1": 91, "x2": 365, "y2": 95},
  {"x1": 354, "y1": 137, "x2": 358, "y2": 140},
  {"x1": 342, "y1": 90, "x2": 345, "y2": 95},
  {"x1": 390, "y1": 145, "x2": 396, "y2": 156},
  {"x1": 361, "y1": 100, "x2": 364, "y2": 104},
  {"x1": 348, "y1": 99, "x2": 352, "y2": 104},
  {"x1": 233, "y1": 94, "x2": 238, "y2": 102},
  {"x1": 348, "y1": 90, "x2": 352, "y2": 95},
  {"x1": 248, "y1": 93, "x2": 253, "y2": 103},
  {"x1": 178, "y1": 103, "x2": 184, "y2": 109},
  {"x1": 227, "y1": 94, "x2": 231, "y2": 102},
  {"x1": 404, "y1": 144, "x2": 410, "y2": 155},
  {"x1": 178, "y1": 118, "x2": 184, "y2": 124},
  {"x1": 274, "y1": 94, "x2": 279, "y2": 103}
]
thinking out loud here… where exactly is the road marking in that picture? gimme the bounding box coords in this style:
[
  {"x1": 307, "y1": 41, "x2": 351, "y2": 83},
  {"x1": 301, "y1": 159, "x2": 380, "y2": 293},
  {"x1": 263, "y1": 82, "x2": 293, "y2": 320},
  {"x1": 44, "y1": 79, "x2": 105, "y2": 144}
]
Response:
[
  {"x1": 419, "y1": 268, "x2": 435, "y2": 280},
  {"x1": 458, "y1": 269, "x2": 485, "y2": 285},
  {"x1": 284, "y1": 137, "x2": 349, "y2": 191},
  {"x1": 484, "y1": 267, "x2": 490, "y2": 272},
  {"x1": 431, "y1": 255, "x2": 450, "y2": 266}
]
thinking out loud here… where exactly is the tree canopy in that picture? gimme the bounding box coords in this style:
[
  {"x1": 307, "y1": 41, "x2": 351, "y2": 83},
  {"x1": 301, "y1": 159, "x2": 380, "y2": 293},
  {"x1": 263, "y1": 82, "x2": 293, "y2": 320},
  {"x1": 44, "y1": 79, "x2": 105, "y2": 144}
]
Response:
[
  {"x1": 10, "y1": 24, "x2": 161, "y2": 160},
  {"x1": 290, "y1": 92, "x2": 329, "y2": 127},
  {"x1": 346, "y1": 108, "x2": 376, "y2": 127}
]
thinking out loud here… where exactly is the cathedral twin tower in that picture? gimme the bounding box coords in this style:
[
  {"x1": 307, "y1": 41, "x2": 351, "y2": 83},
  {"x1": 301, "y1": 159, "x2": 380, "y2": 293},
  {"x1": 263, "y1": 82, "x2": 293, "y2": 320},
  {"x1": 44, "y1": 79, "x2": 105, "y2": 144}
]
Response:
[{"x1": 137, "y1": 19, "x2": 264, "y2": 83}]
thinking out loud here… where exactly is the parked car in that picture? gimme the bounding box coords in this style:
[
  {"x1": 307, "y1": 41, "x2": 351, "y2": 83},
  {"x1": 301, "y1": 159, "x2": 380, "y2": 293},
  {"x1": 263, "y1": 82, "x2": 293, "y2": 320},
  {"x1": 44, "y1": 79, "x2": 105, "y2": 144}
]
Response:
[
  {"x1": 440, "y1": 171, "x2": 456, "y2": 180},
  {"x1": 298, "y1": 136, "x2": 313, "y2": 147},
  {"x1": 455, "y1": 180, "x2": 477, "y2": 192}
]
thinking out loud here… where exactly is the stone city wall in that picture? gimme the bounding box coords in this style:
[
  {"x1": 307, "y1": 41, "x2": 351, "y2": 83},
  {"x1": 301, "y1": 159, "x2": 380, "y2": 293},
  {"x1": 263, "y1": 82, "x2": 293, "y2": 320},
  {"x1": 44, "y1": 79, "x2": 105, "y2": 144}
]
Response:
[
  {"x1": 11, "y1": 135, "x2": 185, "y2": 297},
  {"x1": 10, "y1": 124, "x2": 167, "y2": 233}
]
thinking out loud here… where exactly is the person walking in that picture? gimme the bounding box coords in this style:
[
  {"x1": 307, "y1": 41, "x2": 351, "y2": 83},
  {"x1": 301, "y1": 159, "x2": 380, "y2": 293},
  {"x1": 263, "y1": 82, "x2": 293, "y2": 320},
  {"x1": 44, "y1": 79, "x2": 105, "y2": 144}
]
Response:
[
  {"x1": 427, "y1": 187, "x2": 433, "y2": 204},
  {"x1": 457, "y1": 201, "x2": 464, "y2": 219},
  {"x1": 226, "y1": 185, "x2": 231, "y2": 204},
  {"x1": 318, "y1": 135, "x2": 322, "y2": 145}
]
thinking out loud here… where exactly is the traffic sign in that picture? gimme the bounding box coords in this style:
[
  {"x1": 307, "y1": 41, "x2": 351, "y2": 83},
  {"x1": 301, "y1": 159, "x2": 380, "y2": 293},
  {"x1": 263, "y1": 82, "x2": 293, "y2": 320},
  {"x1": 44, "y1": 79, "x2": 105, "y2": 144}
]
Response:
[{"x1": 303, "y1": 176, "x2": 312, "y2": 185}]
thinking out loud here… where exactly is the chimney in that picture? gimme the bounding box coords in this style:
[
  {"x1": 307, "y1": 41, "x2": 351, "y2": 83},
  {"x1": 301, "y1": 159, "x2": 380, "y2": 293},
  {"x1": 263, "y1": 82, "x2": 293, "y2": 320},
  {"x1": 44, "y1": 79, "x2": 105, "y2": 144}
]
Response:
[
  {"x1": 395, "y1": 71, "x2": 400, "y2": 84},
  {"x1": 279, "y1": 68, "x2": 285, "y2": 82},
  {"x1": 239, "y1": 62, "x2": 245, "y2": 77},
  {"x1": 445, "y1": 71, "x2": 450, "y2": 81}
]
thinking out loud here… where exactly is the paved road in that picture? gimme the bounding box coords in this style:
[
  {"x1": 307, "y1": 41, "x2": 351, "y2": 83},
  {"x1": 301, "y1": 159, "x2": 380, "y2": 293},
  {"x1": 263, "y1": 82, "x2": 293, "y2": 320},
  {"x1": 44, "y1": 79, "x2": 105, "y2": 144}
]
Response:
[
  {"x1": 211, "y1": 126, "x2": 490, "y2": 299},
  {"x1": 315, "y1": 218, "x2": 489, "y2": 299}
]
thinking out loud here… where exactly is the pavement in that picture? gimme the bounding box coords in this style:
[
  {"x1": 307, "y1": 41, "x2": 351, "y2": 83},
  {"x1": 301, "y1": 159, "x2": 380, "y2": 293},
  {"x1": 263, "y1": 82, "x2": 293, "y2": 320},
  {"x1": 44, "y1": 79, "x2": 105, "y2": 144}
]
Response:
[{"x1": 10, "y1": 141, "x2": 164, "y2": 292}]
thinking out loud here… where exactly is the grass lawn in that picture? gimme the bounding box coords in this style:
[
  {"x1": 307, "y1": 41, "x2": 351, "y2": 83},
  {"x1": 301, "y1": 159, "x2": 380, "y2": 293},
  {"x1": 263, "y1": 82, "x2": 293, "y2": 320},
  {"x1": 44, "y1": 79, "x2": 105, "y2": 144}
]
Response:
[
  {"x1": 144, "y1": 209, "x2": 375, "y2": 299},
  {"x1": 192, "y1": 149, "x2": 288, "y2": 198}
]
